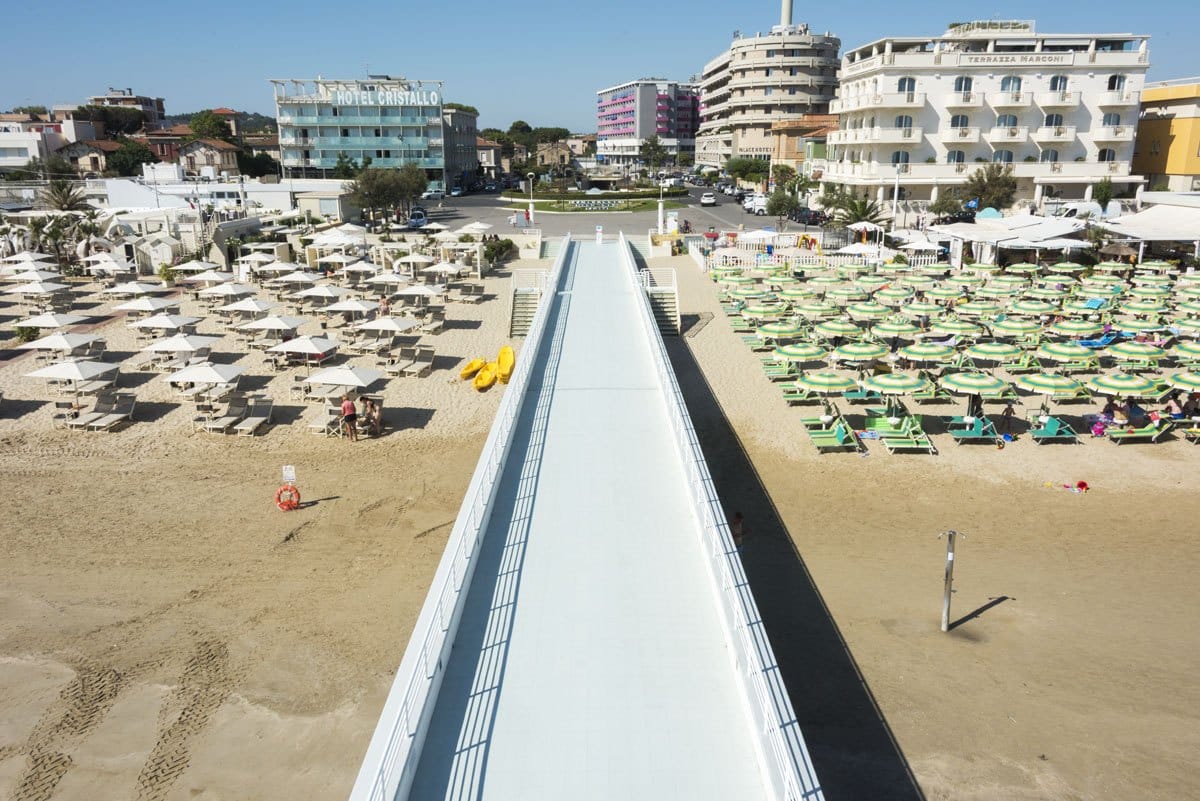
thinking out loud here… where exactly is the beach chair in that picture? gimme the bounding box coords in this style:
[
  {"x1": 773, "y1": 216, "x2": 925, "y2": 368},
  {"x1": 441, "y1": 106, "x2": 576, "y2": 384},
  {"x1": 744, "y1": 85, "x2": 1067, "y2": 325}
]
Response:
[
  {"x1": 1079, "y1": 331, "x2": 1121, "y2": 349},
  {"x1": 1006, "y1": 351, "x2": 1044, "y2": 374},
  {"x1": 401, "y1": 348, "x2": 435, "y2": 377},
  {"x1": 289, "y1": 375, "x2": 312, "y2": 401},
  {"x1": 1181, "y1": 425, "x2": 1200, "y2": 444},
  {"x1": 1059, "y1": 357, "x2": 1099, "y2": 375},
  {"x1": 87, "y1": 394, "x2": 136, "y2": 432},
  {"x1": 879, "y1": 416, "x2": 938, "y2": 454},
  {"x1": 51, "y1": 400, "x2": 78, "y2": 429},
  {"x1": 235, "y1": 398, "x2": 274, "y2": 437},
  {"x1": 912, "y1": 377, "x2": 953, "y2": 404},
  {"x1": 203, "y1": 396, "x2": 249, "y2": 434},
  {"x1": 464, "y1": 285, "x2": 485, "y2": 303},
  {"x1": 384, "y1": 346, "x2": 418, "y2": 377},
  {"x1": 308, "y1": 405, "x2": 343, "y2": 437},
  {"x1": 948, "y1": 415, "x2": 1001, "y2": 445},
  {"x1": 420, "y1": 309, "x2": 446, "y2": 335},
  {"x1": 1107, "y1": 418, "x2": 1173, "y2": 445},
  {"x1": 1029, "y1": 415, "x2": 1078, "y2": 444},
  {"x1": 798, "y1": 400, "x2": 841, "y2": 429},
  {"x1": 762, "y1": 361, "x2": 797, "y2": 381},
  {"x1": 843, "y1": 386, "x2": 883, "y2": 404},
  {"x1": 781, "y1": 383, "x2": 822, "y2": 405},
  {"x1": 66, "y1": 393, "x2": 117, "y2": 430},
  {"x1": 807, "y1": 419, "x2": 861, "y2": 453}
]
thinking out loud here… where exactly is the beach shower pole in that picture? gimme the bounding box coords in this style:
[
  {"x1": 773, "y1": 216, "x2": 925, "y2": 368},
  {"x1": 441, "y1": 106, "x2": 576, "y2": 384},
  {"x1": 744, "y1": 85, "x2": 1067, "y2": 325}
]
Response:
[{"x1": 939, "y1": 529, "x2": 961, "y2": 632}]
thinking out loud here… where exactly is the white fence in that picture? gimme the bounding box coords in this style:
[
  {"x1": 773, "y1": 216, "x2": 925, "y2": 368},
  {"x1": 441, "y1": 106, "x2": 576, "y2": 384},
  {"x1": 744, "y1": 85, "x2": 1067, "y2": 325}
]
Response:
[
  {"x1": 617, "y1": 233, "x2": 824, "y2": 801},
  {"x1": 347, "y1": 235, "x2": 573, "y2": 801}
]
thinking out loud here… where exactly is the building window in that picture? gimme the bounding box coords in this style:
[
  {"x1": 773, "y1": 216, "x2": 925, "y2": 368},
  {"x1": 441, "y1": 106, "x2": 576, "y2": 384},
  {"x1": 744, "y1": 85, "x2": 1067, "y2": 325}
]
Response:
[
  {"x1": 893, "y1": 115, "x2": 913, "y2": 132},
  {"x1": 1102, "y1": 112, "x2": 1121, "y2": 126},
  {"x1": 1107, "y1": 75, "x2": 1126, "y2": 92},
  {"x1": 1098, "y1": 148, "x2": 1117, "y2": 162},
  {"x1": 946, "y1": 149, "x2": 965, "y2": 164},
  {"x1": 953, "y1": 76, "x2": 973, "y2": 94},
  {"x1": 950, "y1": 114, "x2": 970, "y2": 129},
  {"x1": 890, "y1": 150, "x2": 910, "y2": 164},
  {"x1": 764, "y1": 87, "x2": 773, "y2": 96},
  {"x1": 997, "y1": 114, "x2": 1018, "y2": 130},
  {"x1": 1044, "y1": 113, "x2": 1064, "y2": 128},
  {"x1": 1040, "y1": 149, "x2": 1060, "y2": 162},
  {"x1": 341, "y1": 128, "x2": 349, "y2": 138},
  {"x1": 1000, "y1": 76, "x2": 1023, "y2": 93},
  {"x1": 993, "y1": 150, "x2": 1014, "y2": 163},
  {"x1": 897, "y1": 76, "x2": 916, "y2": 94},
  {"x1": 1049, "y1": 75, "x2": 1069, "y2": 92}
]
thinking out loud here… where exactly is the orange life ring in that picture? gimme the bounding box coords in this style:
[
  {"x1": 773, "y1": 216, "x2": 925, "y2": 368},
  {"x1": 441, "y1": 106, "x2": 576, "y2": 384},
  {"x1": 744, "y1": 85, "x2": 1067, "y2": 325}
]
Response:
[{"x1": 276, "y1": 484, "x2": 300, "y2": 511}]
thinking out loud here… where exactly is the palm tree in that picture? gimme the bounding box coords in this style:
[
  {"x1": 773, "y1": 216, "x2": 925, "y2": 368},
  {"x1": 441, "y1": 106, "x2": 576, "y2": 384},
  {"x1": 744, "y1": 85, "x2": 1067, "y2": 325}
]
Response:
[
  {"x1": 40, "y1": 179, "x2": 90, "y2": 211},
  {"x1": 834, "y1": 197, "x2": 890, "y2": 226}
]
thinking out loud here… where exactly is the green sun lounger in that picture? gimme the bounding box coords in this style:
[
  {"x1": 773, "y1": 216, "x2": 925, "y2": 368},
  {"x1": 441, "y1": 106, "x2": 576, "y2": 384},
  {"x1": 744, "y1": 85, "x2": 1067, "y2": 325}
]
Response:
[
  {"x1": 1007, "y1": 352, "x2": 1044, "y2": 374},
  {"x1": 948, "y1": 415, "x2": 1000, "y2": 445},
  {"x1": 807, "y1": 419, "x2": 861, "y2": 453},
  {"x1": 763, "y1": 362, "x2": 798, "y2": 381},
  {"x1": 1029, "y1": 415, "x2": 1078, "y2": 444},
  {"x1": 879, "y1": 418, "x2": 937, "y2": 454},
  {"x1": 1107, "y1": 419, "x2": 1173, "y2": 444},
  {"x1": 1182, "y1": 426, "x2": 1200, "y2": 444},
  {"x1": 844, "y1": 386, "x2": 883, "y2": 404}
]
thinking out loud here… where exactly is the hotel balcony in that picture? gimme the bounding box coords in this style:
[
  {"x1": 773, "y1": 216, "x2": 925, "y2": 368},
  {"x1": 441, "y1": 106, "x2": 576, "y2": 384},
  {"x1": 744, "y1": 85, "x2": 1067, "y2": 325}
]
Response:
[
  {"x1": 989, "y1": 91, "x2": 1032, "y2": 109},
  {"x1": 1011, "y1": 160, "x2": 1131, "y2": 179},
  {"x1": 1036, "y1": 91, "x2": 1081, "y2": 108},
  {"x1": 945, "y1": 92, "x2": 983, "y2": 109},
  {"x1": 830, "y1": 92, "x2": 925, "y2": 114},
  {"x1": 1031, "y1": 125, "x2": 1078, "y2": 143},
  {"x1": 985, "y1": 126, "x2": 1030, "y2": 144},
  {"x1": 940, "y1": 127, "x2": 982, "y2": 144},
  {"x1": 1098, "y1": 91, "x2": 1140, "y2": 107},
  {"x1": 1092, "y1": 125, "x2": 1135, "y2": 142}
]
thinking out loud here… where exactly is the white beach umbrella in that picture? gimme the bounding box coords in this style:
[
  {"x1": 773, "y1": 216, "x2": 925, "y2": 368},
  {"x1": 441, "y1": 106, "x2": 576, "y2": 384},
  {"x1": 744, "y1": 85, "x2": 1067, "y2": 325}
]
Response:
[
  {"x1": 899, "y1": 241, "x2": 942, "y2": 251},
  {"x1": 340, "y1": 261, "x2": 378, "y2": 273},
  {"x1": 395, "y1": 284, "x2": 445, "y2": 297},
  {"x1": 432, "y1": 231, "x2": 460, "y2": 242},
  {"x1": 325, "y1": 298, "x2": 379, "y2": 315},
  {"x1": 218, "y1": 297, "x2": 279, "y2": 315},
  {"x1": 18, "y1": 332, "x2": 101, "y2": 351},
  {"x1": 6, "y1": 268, "x2": 62, "y2": 283},
  {"x1": 271, "y1": 270, "x2": 321, "y2": 285},
  {"x1": 354, "y1": 316, "x2": 421, "y2": 333},
  {"x1": 267, "y1": 335, "x2": 339, "y2": 355},
  {"x1": 237, "y1": 252, "x2": 276, "y2": 264},
  {"x1": 128, "y1": 313, "x2": 203, "y2": 331},
  {"x1": 198, "y1": 282, "x2": 257, "y2": 298},
  {"x1": 317, "y1": 252, "x2": 359, "y2": 264},
  {"x1": 254, "y1": 260, "x2": 302, "y2": 274},
  {"x1": 847, "y1": 221, "x2": 884, "y2": 232},
  {"x1": 3, "y1": 252, "x2": 55, "y2": 264},
  {"x1": 143, "y1": 334, "x2": 221, "y2": 353},
  {"x1": 183, "y1": 269, "x2": 235, "y2": 284},
  {"x1": 834, "y1": 242, "x2": 880, "y2": 256},
  {"x1": 25, "y1": 359, "x2": 116, "y2": 382},
  {"x1": 172, "y1": 259, "x2": 220, "y2": 273},
  {"x1": 421, "y1": 263, "x2": 463, "y2": 276},
  {"x1": 398, "y1": 253, "x2": 435, "y2": 265},
  {"x1": 420, "y1": 222, "x2": 449, "y2": 232},
  {"x1": 87, "y1": 259, "x2": 136, "y2": 275},
  {"x1": 367, "y1": 273, "x2": 408, "y2": 287},
  {"x1": 102, "y1": 281, "x2": 158, "y2": 296},
  {"x1": 164, "y1": 362, "x2": 244, "y2": 385},
  {"x1": 294, "y1": 284, "x2": 352, "y2": 300},
  {"x1": 11, "y1": 312, "x2": 88, "y2": 329},
  {"x1": 11, "y1": 280, "x2": 69, "y2": 295},
  {"x1": 238, "y1": 315, "x2": 307, "y2": 331},
  {"x1": 305, "y1": 366, "x2": 382, "y2": 388},
  {"x1": 114, "y1": 297, "x2": 179, "y2": 313},
  {"x1": 461, "y1": 221, "x2": 493, "y2": 233}
]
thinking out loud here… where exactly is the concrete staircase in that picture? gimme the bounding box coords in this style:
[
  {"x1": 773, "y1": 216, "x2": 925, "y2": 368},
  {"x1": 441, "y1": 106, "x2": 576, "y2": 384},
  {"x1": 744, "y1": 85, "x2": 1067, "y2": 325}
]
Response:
[{"x1": 646, "y1": 289, "x2": 680, "y2": 336}]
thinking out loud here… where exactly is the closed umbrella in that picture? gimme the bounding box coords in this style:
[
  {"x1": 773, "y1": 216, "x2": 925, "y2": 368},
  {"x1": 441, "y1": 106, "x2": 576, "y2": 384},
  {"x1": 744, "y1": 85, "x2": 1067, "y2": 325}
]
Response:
[{"x1": 860, "y1": 372, "x2": 931, "y2": 395}]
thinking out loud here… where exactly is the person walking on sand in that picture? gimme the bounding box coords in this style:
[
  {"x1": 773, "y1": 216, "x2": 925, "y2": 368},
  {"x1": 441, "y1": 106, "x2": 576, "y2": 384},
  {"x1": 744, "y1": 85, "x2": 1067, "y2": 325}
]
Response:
[{"x1": 340, "y1": 394, "x2": 358, "y2": 442}]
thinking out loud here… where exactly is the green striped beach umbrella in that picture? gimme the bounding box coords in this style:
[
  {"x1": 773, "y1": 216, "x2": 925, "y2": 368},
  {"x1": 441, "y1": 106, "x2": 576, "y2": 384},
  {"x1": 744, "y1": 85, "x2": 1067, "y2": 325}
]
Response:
[
  {"x1": 1014, "y1": 372, "x2": 1085, "y2": 398},
  {"x1": 742, "y1": 303, "x2": 790, "y2": 319},
  {"x1": 1114, "y1": 317, "x2": 1166, "y2": 333},
  {"x1": 793, "y1": 302, "x2": 839, "y2": 319},
  {"x1": 1047, "y1": 261, "x2": 1087, "y2": 273},
  {"x1": 1005, "y1": 262, "x2": 1041, "y2": 274},
  {"x1": 989, "y1": 318, "x2": 1042, "y2": 337},
  {"x1": 1036, "y1": 341, "x2": 1093, "y2": 362},
  {"x1": 793, "y1": 371, "x2": 858, "y2": 395},
  {"x1": 1085, "y1": 372, "x2": 1158, "y2": 397},
  {"x1": 900, "y1": 275, "x2": 937, "y2": 289},
  {"x1": 924, "y1": 287, "x2": 966, "y2": 302},
  {"x1": 1165, "y1": 370, "x2": 1200, "y2": 392},
  {"x1": 965, "y1": 341, "x2": 1023, "y2": 362},
  {"x1": 946, "y1": 274, "x2": 985, "y2": 288},
  {"x1": 1047, "y1": 319, "x2": 1102, "y2": 337},
  {"x1": 832, "y1": 341, "x2": 888, "y2": 362},
  {"x1": 929, "y1": 319, "x2": 983, "y2": 337},
  {"x1": 805, "y1": 274, "x2": 843, "y2": 288},
  {"x1": 966, "y1": 263, "x2": 1001, "y2": 274},
  {"x1": 770, "y1": 275, "x2": 800, "y2": 287},
  {"x1": 1120, "y1": 300, "x2": 1168, "y2": 316},
  {"x1": 898, "y1": 343, "x2": 956, "y2": 363},
  {"x1": 826, "y1": 286, "x2": 868, "y2": 303},
  {"x1": 1107, "y1": 341, "x2": 1166, "y2": 361},
  {"x1": 773, "y1": 342, "x2": 828, "y2": 362},
  {"x1": 1093, "y1": 261, "x2": 1129, "y2": 273},
  {"x1": 1172, "y1": 341, "x2": 1200, "y2": 361},
  {"x1": 729, "y1": 287, "x2": 768, "y2": 299},
  {"x1": 1175, "y1": 301, "x2": 1200, "y2": 317},
  {"x1": 956, "y1": 300, "x2": 1003, "y2": 317},
  {"x1": 836, "y1": 262, "x2": 871, "y2": 277},
  {"x1": 877, "y1": 262, "x2": 911, "y2": 274},
  {"x1": 717, "y1": 274, "x2": 754, "y2": 285},
  {"x1": 990, "y1": 274, "x2": 1030, "y2": 288},
  {"x1": 757, "y1": 321, "x2": 806, "y2": 338},
  {"x1": 975, "y1": 284, "x2": 1020, "y2": 299},
  {"x1": 779, "y1": 286, "x2": 817, "y2": 300},
  {"x1": 874, "y1": 285, "x2": 915, "y2": 301},
  {"x1": 1131, "y1": 273, "x2": 1173, "y2": 286},
  {"x1": 900, "y1": 301, "x2": 943, "y2": 317},
  {"x1": 847, "y1": 301, "x2": 892, "y2": 320},
  {"x1": 1024, "y1": 287, "x2": 1069, "y2": 301},
  {"x1": 1138, "y1": 260, "x2": 1174, "y2": 271},
  {"x1": 1173, "y1": 317, "x2": 1200, "y2": 333},
  {"x1": 1009, "y1": 299, "x2": 1057, "y2": 316},
  {"x1": 815, "y1": 319, "x2": 865, "y2": 339},
  {"x1": 854, "y1": 275, "x2": 890, "y2": 292},
  {"x1": 860, "y1": 372, "x2": 931, "y2": 395},
  {"x1": 940, "y1": 371, "x2": 1010, "y2": 397},
  {"x1": 872, "y1": 320, "x2": 922, "y2": 338},
  {"x1": 1080, "y1": 276, "x2": 1125, "y2": 291},
  {"x1": 1061, "y1": 299, "x2": 1107, "y2": 316},
  {"x1": 1129, "y1": 285, "x2": 1171, "y2": 299},
  {"x1": 1176, "y1": 284, "x2": 1200, "y2": 298}
]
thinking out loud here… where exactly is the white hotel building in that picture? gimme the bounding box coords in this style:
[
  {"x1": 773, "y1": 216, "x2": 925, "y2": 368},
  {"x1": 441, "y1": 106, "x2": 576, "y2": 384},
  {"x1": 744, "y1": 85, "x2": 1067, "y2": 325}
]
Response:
[{"x1": 823, "y1": 21, "x2": 1150, "y2": 206}]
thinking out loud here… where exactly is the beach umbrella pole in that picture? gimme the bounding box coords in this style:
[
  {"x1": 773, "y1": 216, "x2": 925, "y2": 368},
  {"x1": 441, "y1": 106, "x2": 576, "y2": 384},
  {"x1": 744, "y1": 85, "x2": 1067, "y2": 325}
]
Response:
[{"x1": 939, "y1": 529, "x2": 962, "y2": 632}]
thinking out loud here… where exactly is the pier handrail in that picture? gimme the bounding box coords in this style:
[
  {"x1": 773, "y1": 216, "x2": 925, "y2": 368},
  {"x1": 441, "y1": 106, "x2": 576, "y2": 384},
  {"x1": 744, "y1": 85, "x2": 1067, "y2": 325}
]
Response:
[
  {"x1": 618, "y1": 233, "x2": 824, "y2": 801},
  {"x1": 348, "y1": 235, "x2": 573, "y2": 801}
]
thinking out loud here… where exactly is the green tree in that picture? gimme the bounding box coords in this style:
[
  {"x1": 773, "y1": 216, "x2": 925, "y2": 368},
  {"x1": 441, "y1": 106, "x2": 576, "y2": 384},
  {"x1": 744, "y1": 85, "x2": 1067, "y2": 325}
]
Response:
[
  {"x1": 725, "y1": 156, "x2": 769, "y2": 187},
  {"x1": 4, "y1": 155, "x2": 75, "y2": 181},
  {"x1": 40, "y1": 180, "x2": 89, "y2": 211},
  {"x1": 676, "y1": 151, "x2": 692, "y2": 167},
  {"x1": 962, "y1": 163, "x2": 1017, "y2": 211},
  {"x1": 107, "y1": 139, "x2": 158, "y2": 177},
  {"x1": 346, "y1": 168, "x2": 405, "y2": 221},
  {"x1": 395, "y1": 163, "x2": 429, "y2": 214},
  {"x1": 1092, "y1": 176, "x2": 1114, "y2": 210},
  {"x1": 237, "y1": 151, "x2": 280, "y2": 178},
  {"x1": 834, "y1": 197, "x2": 890, "y2": 226},
  {"x1": 928, "y1": 191, "x2": 963, "y2": 218},
  {"x1": 771, "y1": 163, "x2": 796, "y2": 189},
  {"x1": 331, "y1": 152, "x2": 359, "y2": 179},
  {"x1": 766, "y1": 190, "x2": 800, "y2": 226},
  {"x1": 532, "y1": 127, "x2": 571, "y2": 143},
  {"x1": 639, "y1": 135, "x2": 669, "y2": 169},
  {"x1": 443, "y1": 102, "x2": 479, "y2": 115},
  {"x1": 10, "y1": 105, "x2": 48, "y2": 115},
  {"x1": 508, "y1": 121, "x2": 533, "y2": 136},
  {"x1": 75, "y1": 105, "x2": 145, "y2": 135},
  {"x1": 188, "y1": 109, "x2": 233, "y2": 141}
]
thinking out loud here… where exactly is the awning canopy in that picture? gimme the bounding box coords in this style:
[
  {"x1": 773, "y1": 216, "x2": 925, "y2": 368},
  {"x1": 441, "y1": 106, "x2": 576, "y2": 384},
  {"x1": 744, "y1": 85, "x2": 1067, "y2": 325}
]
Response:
[{"x1": 1103, "y1": 204, "x2": 1200, "y2": 242}]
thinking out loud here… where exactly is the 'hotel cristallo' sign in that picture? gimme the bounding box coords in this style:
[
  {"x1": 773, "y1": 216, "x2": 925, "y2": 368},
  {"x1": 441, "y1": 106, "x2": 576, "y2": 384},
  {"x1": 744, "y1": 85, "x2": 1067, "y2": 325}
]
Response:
[
  {"x1": 961, "y1": 54, "x2": 1070, "y2": 65},
  {"x1": 331, "y1": 89, "x2": 441, "y2": 106}
]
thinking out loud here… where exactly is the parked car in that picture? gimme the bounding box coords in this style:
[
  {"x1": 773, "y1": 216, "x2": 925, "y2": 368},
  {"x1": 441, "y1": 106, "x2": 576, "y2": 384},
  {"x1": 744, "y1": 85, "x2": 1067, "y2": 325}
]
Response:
[
  {"x1": 932, "y1": 210, "x2": 976, "y2": 225},
  {"x1": 699, "y1": 192, "x2": 717, "y2": 207},
  {"x1": 449, "y1": 186, "x2": 465, "y2": 197},
  {"x1": 407, "y1": 209, "x2": 428, "y2": 229},
  {"x1": 483, "y1": 182, "x2": 498, "y2": 192},
  {"x1": 421, "y1": 189, "x2": 445, "y2": 200},
  {"x1": 789, "y1": 208, "x2": 831, "y2": 226}
]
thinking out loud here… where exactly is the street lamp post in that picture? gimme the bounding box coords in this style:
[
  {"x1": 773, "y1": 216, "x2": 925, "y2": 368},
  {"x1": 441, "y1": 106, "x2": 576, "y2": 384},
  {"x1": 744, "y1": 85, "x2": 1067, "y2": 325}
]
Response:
[
  {"x1": 527, "y1": 171, "x2": 536, "y2": 226},
  {"x1": 658, "y1": 181, "x2": 665, "y2": 235}
]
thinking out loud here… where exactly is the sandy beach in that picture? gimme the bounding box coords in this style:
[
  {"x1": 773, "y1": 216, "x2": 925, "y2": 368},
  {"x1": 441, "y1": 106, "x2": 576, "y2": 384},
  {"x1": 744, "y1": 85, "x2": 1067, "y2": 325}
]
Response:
[{"x1": 1, "y1": 238, "x2": 1198, "y2": 801}]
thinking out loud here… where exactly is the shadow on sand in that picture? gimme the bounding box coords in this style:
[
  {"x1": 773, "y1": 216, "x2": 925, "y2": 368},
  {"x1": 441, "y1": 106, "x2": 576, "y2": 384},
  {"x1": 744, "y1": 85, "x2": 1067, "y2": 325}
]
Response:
[{"x1": 664, "y1": 337, "x2": 927, "y2": 801}]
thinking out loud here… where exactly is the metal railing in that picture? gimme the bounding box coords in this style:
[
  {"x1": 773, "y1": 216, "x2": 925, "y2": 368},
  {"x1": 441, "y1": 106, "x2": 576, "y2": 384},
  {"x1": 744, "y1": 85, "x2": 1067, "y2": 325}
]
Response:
[
  {"x1": 618, "y1": 233, "x2": 824, "y2": 801},
  {"x1": 347, "y1": 237, "x2": 573, "y2": 801}
]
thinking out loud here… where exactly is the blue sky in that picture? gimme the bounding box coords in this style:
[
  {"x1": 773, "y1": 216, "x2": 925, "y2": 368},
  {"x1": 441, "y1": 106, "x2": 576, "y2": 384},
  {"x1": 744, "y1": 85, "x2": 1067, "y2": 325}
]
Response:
[{"x1": 3, "y1": 0, "x2": 1195, "y2": 132}]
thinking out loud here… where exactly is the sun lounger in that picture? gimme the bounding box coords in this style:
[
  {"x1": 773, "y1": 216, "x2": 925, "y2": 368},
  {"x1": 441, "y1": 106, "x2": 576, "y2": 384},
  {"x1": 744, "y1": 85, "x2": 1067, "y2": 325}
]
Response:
[
  {"x1": 807, "y1": 419, "x2": 861, "y2": 453},
  {"x1": 879, "y1": 417, "x2": 937, "y2": 454},
  {"x1": 235, "y1": 399, "x2": 274, "y2": 437},
  {"x1": 1006, "y1": 351, "x2": 1044, "y2": 374},
  {"x1": 1107, "y1": 419, "x2": 1172, "y2": 444},
  {"x1": 948, "y1": 415, "x2": 1000, "y2": 445},
  {"x1": 384, "y1": 346, "x2": 418, "y2": 377},
  {"x1": 66, "y1": 393, "x2": 117, "y2": 430},
  {"x1": 420, "y1": 310, "x2": 446, "y2": 335},
  {"x1": 799, "y1": 400, "x2": 841, "y2": 428},
  {"x1": 1059, "y1": 358, "x2": 1099, "y2": 375},
  {"x1": 762, "y1": 361, "x2": 797, "y2": 381},
  {"x1": 86, "y1": 394, "x2": 136, "y2": 431},
  {"x1": 844, "y1": 387, "x2": 883, "y2": 404},
  {"x1": 1029, "y1": 415, "x2": 1078, "y2": 444},
  {"x1": 1182, "y1": 426, "x2": 1200, "y2": 444},
  {"x1": 1079, "y1": 331, "x2": 1121, "y2": 349},
  {"x1": 400, "y1": 348, "x2": 435, "y2": 377},
  {"x1": 307, "y1": 405, "x2": 343, "y2": 437},
  {"x1": 202, "y1": 396, "x2": 249, "y2": 433},
  {"x1": 781, "y1": 383, "x2": 821, "y2": 405}
]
